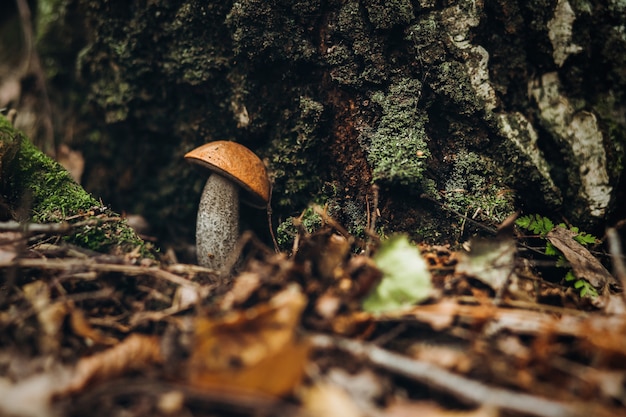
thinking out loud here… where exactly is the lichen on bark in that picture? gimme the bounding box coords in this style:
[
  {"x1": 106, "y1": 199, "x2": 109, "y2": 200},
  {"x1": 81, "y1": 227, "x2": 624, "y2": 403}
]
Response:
[
  {"x1": 362, "y1": 78, "x2": 430, "y2": 186},
  {"x1": 33, "y1": 0, "x2": 626, "y2": 249}
]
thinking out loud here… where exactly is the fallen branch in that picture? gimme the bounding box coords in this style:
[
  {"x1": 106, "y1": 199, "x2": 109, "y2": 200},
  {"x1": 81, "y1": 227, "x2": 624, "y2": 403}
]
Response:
[
  {"x1": 0, "y1": 257, "x2": 213, "y2": 288},
  {"x1": 0, "y1": 219, "x2": 107, "y2": 235},
  {"x1": 310, "y1": 334, "x2": 585, "y2": 417}
]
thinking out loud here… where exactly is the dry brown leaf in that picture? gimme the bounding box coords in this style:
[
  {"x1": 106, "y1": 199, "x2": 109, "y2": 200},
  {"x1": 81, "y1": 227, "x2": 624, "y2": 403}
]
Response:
[
  {"x1": 324, "y1": 367, "x2": 386, "y2": 412},
  {"x1": 65, "y1": 334, "x2": 162, "y2": 394},
  {"x1": 187, "y1": 284, "x2": 309, "y2": 397},
  {"x1": 546, "y1": 227, "x2": 615, "y2": 289}
]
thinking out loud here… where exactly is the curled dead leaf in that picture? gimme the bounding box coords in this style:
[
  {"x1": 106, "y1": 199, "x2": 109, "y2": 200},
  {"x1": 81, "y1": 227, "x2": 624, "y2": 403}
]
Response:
[{"x1": 188, "y1": 284, "x2": 310, "y2": 397}]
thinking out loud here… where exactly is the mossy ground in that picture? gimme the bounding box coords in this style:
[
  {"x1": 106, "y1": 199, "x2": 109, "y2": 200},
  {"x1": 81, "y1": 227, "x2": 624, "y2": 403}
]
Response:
[{"x1": 0, "y1": 115, "x2": 151, "y2": 255}]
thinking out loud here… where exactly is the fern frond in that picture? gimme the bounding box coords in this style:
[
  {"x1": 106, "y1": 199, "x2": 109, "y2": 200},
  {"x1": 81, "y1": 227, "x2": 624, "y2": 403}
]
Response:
[
  {"x1": 574, "y1": 232, "x2": 597, "y2": 246},
  {"x1": 516, "y1": 214, "x2": 554, "y2": 236},
  {"x1": 517, "y1": 214, "x2": 600, "y2": 299}
]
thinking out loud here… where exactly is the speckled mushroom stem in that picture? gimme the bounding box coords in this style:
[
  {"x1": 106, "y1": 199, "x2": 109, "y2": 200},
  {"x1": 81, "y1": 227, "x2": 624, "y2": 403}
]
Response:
[{"x1": 196, "y1": 174, "x2": 239, "y2": 270}]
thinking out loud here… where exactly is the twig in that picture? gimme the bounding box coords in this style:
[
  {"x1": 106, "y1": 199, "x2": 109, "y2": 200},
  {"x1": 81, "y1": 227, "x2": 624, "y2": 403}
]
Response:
[
  {"x1": 365, "y1": 184, "x2": 380, "y2": 256},
  {"x1": 310, "y1": 334, "x2": 583, "y2": 417},
  {"x1": 0, "y1": 219, "x2": 118, "y2": 235},
  {"x1": 266, "y1": 185, "x2": 280, "y2": 253},
  {"x1": 0, "y1": 258, "x2": 211, "y2": 289}
]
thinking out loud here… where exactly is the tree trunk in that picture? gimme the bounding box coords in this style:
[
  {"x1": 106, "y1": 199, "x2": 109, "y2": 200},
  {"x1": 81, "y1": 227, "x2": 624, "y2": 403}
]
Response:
[{"x1": 30, "y1": 0, "x2": 626, "y2": 248}]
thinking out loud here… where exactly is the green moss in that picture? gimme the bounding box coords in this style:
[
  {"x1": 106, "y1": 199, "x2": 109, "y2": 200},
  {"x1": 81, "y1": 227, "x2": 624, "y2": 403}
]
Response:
[
  {"x1": 444, "y1": 150, "x2": 516, "y2": 225},
  {"x1": 365, "y1": 78, "x2": 431, "y2": 186},
  {"x1": 429, "y1": 61, "x2": 482, "y2": 114},
  {"x1": 334, "y1": 1, "x2": 389, "y2": 84},
  {"x1": 275, "y1": 206, "x2": 323, "y2": 249},
  {"x1": 266, "y1": 96, "x2": 326, "y2": 210},
  {"x1": 324, "y1": 44, "x2": 362, "y2": 87},
  {"x1": 362, "y1": 0, "x2": 414, "y2": 30},
  {"x1": 19, "y1": 140, "x2": 96, "y2": 222},
  {"x1": 405, "y1": 15, "x2": 446, "y2": 65},
  {"x1": 226, "y1": 0, "x2": 317, "y2": 61},
  {"x1": 0, "y1": 116, "x2": 151, "y2": 255}
]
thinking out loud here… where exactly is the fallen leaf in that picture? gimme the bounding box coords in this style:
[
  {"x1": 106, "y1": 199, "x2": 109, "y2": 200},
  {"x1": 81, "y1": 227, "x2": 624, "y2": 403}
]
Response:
[
  {"x1": 546, "y1": 226, "x2": 615, "y2": 289},
  {"x1": 65, "y1": 334, "x2": 162, "y2": 394},
  {"x1": 456, "y1": 237, "x2": 517, "y2": 292},
  {"x1": 188, "y1": 284, "x2": 309, "y2": 397},
  {"x1": 363, "y1": 235, "x2": 432, "y2": 314}
]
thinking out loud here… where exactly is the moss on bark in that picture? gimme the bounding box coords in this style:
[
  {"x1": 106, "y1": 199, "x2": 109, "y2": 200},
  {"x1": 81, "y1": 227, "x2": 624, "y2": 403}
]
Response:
[
  {"x1": 32, "y1": 0, "x2": 626, "y2": 248},
  {"x1": 0, "y1": 115, "x2": 151, "y2": 255}
]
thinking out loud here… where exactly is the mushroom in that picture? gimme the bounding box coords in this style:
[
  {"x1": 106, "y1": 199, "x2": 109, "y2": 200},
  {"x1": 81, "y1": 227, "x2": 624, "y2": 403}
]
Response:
[{"x1": 184, "y1": 141, "x2": 270, "y2": 270}]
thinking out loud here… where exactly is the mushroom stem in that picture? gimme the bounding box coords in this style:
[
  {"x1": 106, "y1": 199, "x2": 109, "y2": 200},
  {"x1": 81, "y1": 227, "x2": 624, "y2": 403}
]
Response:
[{"x1": 196, "y1": 173, "x2": 239, "y2": 270}]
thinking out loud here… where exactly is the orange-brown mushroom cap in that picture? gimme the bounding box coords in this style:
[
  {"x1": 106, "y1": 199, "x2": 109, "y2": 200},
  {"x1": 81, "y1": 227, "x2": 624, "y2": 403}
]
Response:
[{"x1": 185, "y1": 141, "x2": 270, "y2": 208}]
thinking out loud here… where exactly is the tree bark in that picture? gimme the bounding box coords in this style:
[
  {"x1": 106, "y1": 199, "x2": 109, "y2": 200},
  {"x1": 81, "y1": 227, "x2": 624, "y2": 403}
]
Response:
[{"x1": 33, "y1": 0, "x2": 626, "y2": 247}]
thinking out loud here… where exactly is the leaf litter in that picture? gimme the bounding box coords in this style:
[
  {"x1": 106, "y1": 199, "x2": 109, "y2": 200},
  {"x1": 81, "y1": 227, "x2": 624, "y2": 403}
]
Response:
[{"x1": 0, "y1": 212, "x2": 625, "y2": 417}]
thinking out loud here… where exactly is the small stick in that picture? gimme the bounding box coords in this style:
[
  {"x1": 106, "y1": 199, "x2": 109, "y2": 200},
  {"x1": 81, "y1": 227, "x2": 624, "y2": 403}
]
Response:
[
  {"x1": 266, "y1": 184, "x2": 280, "y2": 253},
  {"x1": 0, "y1": 218, "x2": 119, "y2": 235},
  {"x1": 0, "y1": 258, "x2": 212, "y2": 288},
  {"x1": 365, "y1": 184, "x2": 380, "y2": 256}
]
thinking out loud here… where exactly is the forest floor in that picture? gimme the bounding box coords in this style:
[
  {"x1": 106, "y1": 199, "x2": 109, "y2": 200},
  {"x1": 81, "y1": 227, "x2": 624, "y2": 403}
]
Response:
[{"x1": 1, "y1": 210, "x2": 626, "y2": 417}]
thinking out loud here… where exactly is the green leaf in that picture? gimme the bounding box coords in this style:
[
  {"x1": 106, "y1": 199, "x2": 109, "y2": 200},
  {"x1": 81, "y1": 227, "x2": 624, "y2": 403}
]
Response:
[{"x1": 362, "y1": 235, "x2": 432, "y2": 314}]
